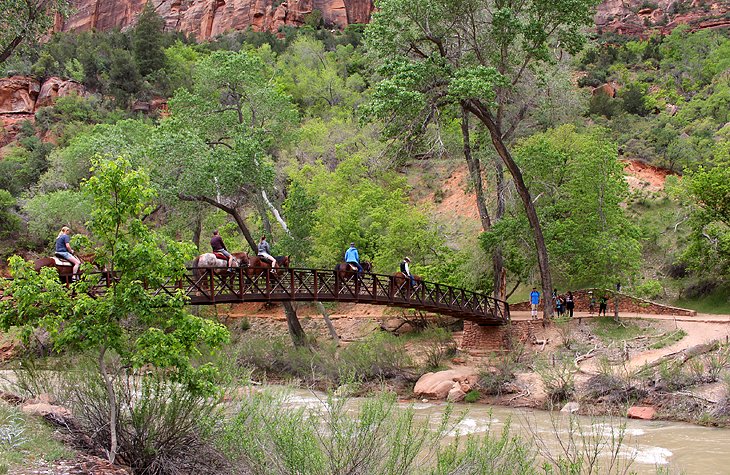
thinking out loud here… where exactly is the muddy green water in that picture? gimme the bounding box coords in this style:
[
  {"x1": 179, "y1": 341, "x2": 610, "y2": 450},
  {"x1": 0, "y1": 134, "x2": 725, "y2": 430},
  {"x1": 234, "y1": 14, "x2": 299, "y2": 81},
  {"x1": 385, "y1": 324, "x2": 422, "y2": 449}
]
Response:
[{"x1": 286, "y1": 390, "x2": 730, "y2": 474}]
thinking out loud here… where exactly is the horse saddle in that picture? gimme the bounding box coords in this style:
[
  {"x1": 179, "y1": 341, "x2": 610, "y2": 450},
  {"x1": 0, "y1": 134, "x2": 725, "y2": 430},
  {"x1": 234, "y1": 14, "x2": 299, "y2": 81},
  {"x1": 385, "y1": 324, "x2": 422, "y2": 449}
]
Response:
[
  {"x1": 213, "y1": 252, "x2": 228, "y2": 261},
  {"x1": 53, "y1": 255, "x2": 73, "y2": 266},
  {"x1": 348, "y1": 263, "x2": 359, "y2": 271}
]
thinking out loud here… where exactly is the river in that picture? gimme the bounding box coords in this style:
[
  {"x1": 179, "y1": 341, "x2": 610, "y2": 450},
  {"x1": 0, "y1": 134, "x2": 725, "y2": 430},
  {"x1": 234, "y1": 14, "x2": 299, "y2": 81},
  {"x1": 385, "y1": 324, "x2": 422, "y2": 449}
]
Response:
[{"x1": 285, "y1": 389, "x2": 730, "y2": 474}]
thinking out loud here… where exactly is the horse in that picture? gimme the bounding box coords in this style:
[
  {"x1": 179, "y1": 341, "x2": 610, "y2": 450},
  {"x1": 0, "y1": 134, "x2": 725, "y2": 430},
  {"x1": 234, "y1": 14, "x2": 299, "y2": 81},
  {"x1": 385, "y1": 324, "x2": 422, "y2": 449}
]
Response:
[
  {"x1": 34, "y1": 254, "x2": 95, "y2": 284},
  {"x1": 192, "y1": 251, "x2": 249, "y2": 290},
  {"x1": 391, "y1": 271, "x2": 422, "y2": 297},
  {"x1": 334, "y1": 261, "x2": 372, "y2": 283},
  {"x1": 245, "y1": 255, "x2": 290, "y2": 278}
]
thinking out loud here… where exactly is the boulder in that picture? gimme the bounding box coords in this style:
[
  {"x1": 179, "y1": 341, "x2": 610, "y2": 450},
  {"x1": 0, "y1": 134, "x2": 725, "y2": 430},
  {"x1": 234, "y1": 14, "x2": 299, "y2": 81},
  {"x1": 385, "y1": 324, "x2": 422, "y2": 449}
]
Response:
[
  {"x1": 0, "y1": 76, "x2": 40, "y2": 114},
  {"x1": 447, "y1": 385, "x2": 466, "y2": 403},
  {"x1": 414, "y1": 368, "x2": 478, "y2": 400},
  {"x1": 21, "y1": 402, "x2": 72, "y2": 419},
  {"x1": 627, "y1": 406, "x2": 656, "y2": 420},
  {"x1": 36, "y1": 77, "x2": 87, "y2": 109},
  {"x1": 561, "y1": 402, "x2": 580, "y2": 413}
]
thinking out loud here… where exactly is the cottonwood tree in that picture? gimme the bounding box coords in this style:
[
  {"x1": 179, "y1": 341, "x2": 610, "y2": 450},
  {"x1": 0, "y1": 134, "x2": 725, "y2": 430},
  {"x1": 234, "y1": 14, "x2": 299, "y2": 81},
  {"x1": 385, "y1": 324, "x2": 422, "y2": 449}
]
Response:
[
  {"x1": 151, "y1": 50, "x2": 309, "y2": 345},
  {"x1": 481, "y1": 125, "x2": 641, "y2": 288},
  {"x1": 0, "y1": 158, "x2": 229, "y2": 464},
  {"x1": 0, "y1": 0, "x2": 68, "y2": 64},
  {"x1": 365, "y1": 0, "x2": 600, "y2": 318}
]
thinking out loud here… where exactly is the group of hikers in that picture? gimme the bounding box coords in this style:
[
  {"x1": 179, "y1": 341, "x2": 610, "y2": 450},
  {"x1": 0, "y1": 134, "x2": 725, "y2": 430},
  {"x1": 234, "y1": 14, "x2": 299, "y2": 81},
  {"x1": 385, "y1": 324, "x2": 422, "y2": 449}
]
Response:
[
  {"x1": 529, "y1": 287, "x2": 610, "y2": 319},
  {"x1": 51, "y1": 227, "x2": 418, "y2": 285}
]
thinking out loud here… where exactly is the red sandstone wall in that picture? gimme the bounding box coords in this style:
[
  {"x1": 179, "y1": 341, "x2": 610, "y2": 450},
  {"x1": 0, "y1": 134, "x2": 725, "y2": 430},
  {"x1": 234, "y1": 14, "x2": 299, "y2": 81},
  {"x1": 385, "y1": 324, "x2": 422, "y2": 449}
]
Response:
[
  {"x1": 511, "y1": 289, "x2": 696, "y2": 316},
  {"x1": 460, "y1": 320, "x2": 537, "y2": 353}
]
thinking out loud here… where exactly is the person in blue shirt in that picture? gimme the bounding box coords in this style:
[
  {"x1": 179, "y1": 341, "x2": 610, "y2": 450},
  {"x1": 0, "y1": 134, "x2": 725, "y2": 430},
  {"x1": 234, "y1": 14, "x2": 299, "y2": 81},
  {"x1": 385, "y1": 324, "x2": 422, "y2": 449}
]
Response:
[
  {"x1": 55, "y1": 226, "x2": 81, "y2": 278},
  {"x1": 530, "y1": 287, "x2": 540, "y2": 320},
  {"x1": 344, "y1": 242, "x2": 363, "y2": 273}
]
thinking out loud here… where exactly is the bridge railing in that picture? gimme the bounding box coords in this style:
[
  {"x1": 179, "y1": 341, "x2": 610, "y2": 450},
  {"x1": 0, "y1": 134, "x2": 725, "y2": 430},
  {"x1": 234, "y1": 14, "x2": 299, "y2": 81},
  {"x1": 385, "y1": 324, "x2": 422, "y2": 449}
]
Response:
[{"x1": 2, "y1": 267, "x2": 510, "y2": 324}]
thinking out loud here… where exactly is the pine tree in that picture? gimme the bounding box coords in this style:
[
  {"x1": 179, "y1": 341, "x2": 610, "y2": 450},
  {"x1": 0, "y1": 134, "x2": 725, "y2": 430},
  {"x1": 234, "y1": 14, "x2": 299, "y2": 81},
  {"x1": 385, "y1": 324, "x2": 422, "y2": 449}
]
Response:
[{"x1": 133, "y1": 1, "x2": 166, "y2": 77}]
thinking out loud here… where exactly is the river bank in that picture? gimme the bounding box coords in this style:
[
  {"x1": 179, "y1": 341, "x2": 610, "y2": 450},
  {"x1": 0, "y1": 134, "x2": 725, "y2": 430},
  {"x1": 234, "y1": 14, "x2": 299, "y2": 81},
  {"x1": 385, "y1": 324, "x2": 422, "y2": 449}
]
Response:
[{"x1": 222, "y1": 302, "x2": 730, "y2": 428}]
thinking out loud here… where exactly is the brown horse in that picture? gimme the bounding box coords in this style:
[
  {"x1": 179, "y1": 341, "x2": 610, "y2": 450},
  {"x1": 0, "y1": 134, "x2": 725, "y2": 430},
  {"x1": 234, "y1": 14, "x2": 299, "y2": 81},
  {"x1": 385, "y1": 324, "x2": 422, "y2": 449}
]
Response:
[
  {"x1": 34, "y1": 254, "x2": 95, "y2": 284},
  {"x1": 245, "y1": 255, "x2": 290, "y2": 277},
  {"x1": 334, "y1": 261, "x2": 372, "y2": 282},
  {"x1": 391, "y1": 271, "x2": 422, "y2": 296}
]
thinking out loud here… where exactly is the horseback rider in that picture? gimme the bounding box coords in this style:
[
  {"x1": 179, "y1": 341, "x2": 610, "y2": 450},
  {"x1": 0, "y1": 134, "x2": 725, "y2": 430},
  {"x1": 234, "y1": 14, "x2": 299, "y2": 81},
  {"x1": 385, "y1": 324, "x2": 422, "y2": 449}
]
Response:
[
  {"x1": 400, "y1": 256, "x2": 416, "y2": 288},
  {"x1": 55, "y1": 226, "x2": 81, "y2": 278},
  {"x1": 210, "y1": 230, "x2": 235, "y2": 269},
  {"x1": 344, "y1": 242, "x2": 363, "y2": 274},
  {"x1": 258, "y1": 235, "x2": 277, "y2": 268}
]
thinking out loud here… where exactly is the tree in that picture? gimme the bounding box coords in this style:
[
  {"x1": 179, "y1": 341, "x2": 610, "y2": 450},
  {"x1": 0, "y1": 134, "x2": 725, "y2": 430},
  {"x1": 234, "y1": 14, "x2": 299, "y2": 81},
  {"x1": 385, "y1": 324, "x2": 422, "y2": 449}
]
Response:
[
  {"x1": 0, "y1": 158, "x2": 229, "y2": 464},
  {"x1": 133, "y1": 1, "x2": 167, "y2": 77},
  {"x1": 481, "y1": 125, "x2": 641, "y2": 288},
  {"x1": 0, "y1": 0, "x2": 68, "y2": 64},
  {"x1": 364, "y1": 0, "x2": 600, "y2": 318},
  {"x1": 151, "y1": 50, "x2": 307, "y2": 345}
]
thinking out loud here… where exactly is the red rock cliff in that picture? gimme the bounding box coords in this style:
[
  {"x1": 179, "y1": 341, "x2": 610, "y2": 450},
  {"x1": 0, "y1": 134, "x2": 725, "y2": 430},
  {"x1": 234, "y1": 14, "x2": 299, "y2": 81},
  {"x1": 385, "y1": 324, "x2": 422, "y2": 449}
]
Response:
[
  {"x1": 55, "y1": 0, "x2": 727, "y2": 39},
  {"x1": 56, "y1": 0, "x2": 374, "y2": 38}
]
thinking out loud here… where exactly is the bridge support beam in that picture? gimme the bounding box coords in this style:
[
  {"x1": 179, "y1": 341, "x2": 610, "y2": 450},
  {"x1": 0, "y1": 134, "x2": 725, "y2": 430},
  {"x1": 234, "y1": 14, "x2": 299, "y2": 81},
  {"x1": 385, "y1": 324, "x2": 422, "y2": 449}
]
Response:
[{"x1": 460, "y1": 320, "x2": 537, "y2": 355}]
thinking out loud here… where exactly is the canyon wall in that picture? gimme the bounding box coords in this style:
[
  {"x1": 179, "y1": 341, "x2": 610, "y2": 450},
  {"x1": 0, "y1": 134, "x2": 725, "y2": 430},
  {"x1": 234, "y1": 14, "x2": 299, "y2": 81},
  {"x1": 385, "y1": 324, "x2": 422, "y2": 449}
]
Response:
[
  {"x1": 56, "y1": 0, "x2": 374, "y2": 39},
  {"x1": 53, "y1": 0, "x2": 728, "y2": 39}
]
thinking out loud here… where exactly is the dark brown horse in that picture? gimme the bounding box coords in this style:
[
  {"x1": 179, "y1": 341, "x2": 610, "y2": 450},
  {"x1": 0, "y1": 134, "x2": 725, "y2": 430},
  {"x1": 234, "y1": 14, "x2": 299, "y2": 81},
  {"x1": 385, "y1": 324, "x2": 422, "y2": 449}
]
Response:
[
  {"x1": 391, "y1": 271, "x2": 422, "y2": 297},
  {"x1": 245, "y1": 255, "x2": 290, "y2": 277},
  {"x1": 34, "y1": 254, "x2": 95, "y2": 284},
  {"x1": 334, "y1": 261, "x2": 372, "y2": 282}
]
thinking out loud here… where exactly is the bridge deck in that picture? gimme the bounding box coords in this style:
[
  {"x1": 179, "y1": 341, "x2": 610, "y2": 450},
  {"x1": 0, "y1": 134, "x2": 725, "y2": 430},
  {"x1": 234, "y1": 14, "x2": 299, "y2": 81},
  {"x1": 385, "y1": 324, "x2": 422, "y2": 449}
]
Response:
[
  {"x1": 3, "y1": 267, "x2": 510, "y2": 325},
  {"x1": 162, "y1": 268, "x2": 509, "y2": 325}
]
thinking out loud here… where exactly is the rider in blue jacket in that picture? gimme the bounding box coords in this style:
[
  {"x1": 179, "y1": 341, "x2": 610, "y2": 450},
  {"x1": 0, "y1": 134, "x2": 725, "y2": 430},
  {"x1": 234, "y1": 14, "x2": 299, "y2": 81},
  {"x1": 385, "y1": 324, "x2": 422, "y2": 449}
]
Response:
[{"x1": 344, "y1": 243, "x2": 364, "y2": 273}]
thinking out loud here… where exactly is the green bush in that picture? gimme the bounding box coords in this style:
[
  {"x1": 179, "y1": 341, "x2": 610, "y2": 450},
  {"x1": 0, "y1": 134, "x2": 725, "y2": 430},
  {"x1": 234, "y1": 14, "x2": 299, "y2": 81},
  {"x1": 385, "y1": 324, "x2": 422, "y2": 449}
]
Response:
[
  {"x1": 464, "y1": 389, "x2": 480, "y2": 403},
  {"x1": 633, "y1": 279, "x2": 664, "y2": 300}
]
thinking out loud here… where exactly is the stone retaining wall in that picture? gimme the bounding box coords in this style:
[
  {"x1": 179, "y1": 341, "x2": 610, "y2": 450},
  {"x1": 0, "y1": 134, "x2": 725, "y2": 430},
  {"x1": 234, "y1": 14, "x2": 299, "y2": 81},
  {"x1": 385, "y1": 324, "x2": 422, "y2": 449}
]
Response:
[
  {"x1": 460, "y1": 320, "x2": 538, "y2": 353},
  {"x1": 511, "y1": 288, "x2": 696, "y2": 316}
]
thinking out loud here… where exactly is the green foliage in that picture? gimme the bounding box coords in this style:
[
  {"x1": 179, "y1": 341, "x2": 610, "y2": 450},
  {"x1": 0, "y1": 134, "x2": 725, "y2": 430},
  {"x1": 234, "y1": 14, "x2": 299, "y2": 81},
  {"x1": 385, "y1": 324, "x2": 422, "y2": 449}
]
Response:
[
  {"x1": 591, "y1": 317, "x2": 651, "y2": 343},
  {"x1": 220, "y1": 389, "x2": 537, "y2": 475},
  {"x1": 1, "y1": 158, "x2": 229, "y2": 394},
  {"x1": 535, "y1": 355, "x2": 576, "y2": 406},
  {"x1": 0, "y1": 0, "x2": 69, "y2": 65},
  {"x1": 0, "y1": 191, "x2": 20, "y2": 239},
  {"x1": 132, "y1": 2, "x2": 167, "y2": 77},
  {"x1": 23, "y1": 190, "x2": 90, "y2": 246},
  {"x1": 463, "y1": 389, "x2": 480, "y2": 403},
  {"x1": 482, "y1": 125, "x2": 642, "y2": 288},
  {"x1": 284, "y1": 155, "x2": 446, "y2": 270},
  {"x1": 236, "y1": 332, "x2": 412, "y2": 387},
  {"x1": 632, "y1": 279, "x2": 664, "y2": 300},
  {"x1": 0, "y1": 403, "x2": 73, "y2": 470}
]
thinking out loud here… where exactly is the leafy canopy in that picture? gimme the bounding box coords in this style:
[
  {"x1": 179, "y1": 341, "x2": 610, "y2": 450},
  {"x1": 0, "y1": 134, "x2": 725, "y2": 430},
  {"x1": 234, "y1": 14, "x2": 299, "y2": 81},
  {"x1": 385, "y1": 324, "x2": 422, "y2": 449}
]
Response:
[{"x1": 0, "y1": 158, "x2": 229, "y2": 394}]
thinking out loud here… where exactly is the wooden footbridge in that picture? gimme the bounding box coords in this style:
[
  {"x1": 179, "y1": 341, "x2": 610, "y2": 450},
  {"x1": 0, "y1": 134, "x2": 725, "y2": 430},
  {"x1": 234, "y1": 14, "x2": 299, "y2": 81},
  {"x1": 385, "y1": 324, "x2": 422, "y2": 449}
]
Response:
[{"x1": 3, "y1": 267, "x2": 510, "y2": 325}]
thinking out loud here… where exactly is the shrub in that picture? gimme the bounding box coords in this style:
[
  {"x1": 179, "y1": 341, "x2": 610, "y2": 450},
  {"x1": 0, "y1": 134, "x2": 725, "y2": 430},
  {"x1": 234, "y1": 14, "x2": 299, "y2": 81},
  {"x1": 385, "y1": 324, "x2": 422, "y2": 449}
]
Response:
[
  {"x1": 419, "y1": 327, "x2": 457, "y2": 371},
  {"x1": 633, "y1": 279, "x2": 664, "y2": 300},
  {"x1": 55, "y1": 362, "x2": 228, "y2": 475},
  {"x1": 464, "y1": 389, "x2": 480, "y2": 403},
  {"x1": 536, "y1": 355, "x2": 575, "y2": 406}
]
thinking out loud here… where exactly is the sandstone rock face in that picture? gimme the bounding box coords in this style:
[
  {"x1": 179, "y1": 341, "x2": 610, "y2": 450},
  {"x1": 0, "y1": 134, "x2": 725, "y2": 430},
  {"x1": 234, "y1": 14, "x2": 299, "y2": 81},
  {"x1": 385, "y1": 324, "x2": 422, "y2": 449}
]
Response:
[
  {"x1": 595, "y1": 0, "x2": 729, "y2": 36},
  {"x1": 0, "y1": 77, "x2": 40, "y2": 114},
  {"x1": 36, "y1": 77, "x2": 87, "y2": 109},
  {"x1": 57, "y1": 0, "x2": 374, "y2": 38},
  {"x1": 627, "y1": 406, "x2": 656, "y2": 420},
  {"x1": 414, "y1": 368, "x2": 478, "y2": 400}
]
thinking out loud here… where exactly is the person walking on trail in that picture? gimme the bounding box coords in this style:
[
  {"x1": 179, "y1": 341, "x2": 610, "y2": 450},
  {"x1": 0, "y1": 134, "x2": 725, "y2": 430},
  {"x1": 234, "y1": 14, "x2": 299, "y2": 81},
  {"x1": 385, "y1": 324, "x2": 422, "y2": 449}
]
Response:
[
  {"x1": 344, "y1": 242, "x2": 363, "y2": 273},
  {"x1": 258, "y1": 235, "x2": 277, "y2": 268},
  {"x1": 400, "y1": 257, "x2": 416, "y2": 288},
  {"x1": 55, "y1": 226, "x2": 81, "y2": 278},
  {"x1": 588, "y1": 291, "x2": 597, "y2": 315},
  {"x1": 210, "y1": 230, "x2": 235, "y2": 269},
  {"x1": 530, "y1": 287, "x2": 540, "y2": 320},
  {"x1": 565, "y1": 291, "x2": 575, "y2": 318},
  {"x1": 599, "y1": 294, "x2": 608, "y2": 316}
]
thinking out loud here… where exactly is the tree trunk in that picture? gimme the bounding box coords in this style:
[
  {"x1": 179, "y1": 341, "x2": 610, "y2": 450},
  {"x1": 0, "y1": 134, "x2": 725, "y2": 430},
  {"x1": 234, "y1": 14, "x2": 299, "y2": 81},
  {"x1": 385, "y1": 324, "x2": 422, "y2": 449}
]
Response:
[
  {"x1": 255, "y1": 197, "x2": 272, "y2": 238},
  {"x1": 467, "y1": 101, "x2": 554, "y2": 320},
  {"x1": 283, "y1": 302, "x2": 307, "y2": 347},
  {"x1": 493, "y1": 158, "x2": 507, "y2": 301},
  {"x1": 192, "y1": 213, "x2": 202, "y2": 251},
  {"x1": 98, "y1": 346, "x2": 118, "y2": 464},
  {"x1": 316, "y1": 301, "x2": 340, "y2": 344},
  {"x1": 461, "y1": 107, "x2": 506, "y2": 301},
  {"x1": 178, "y1": 194, "x2": 257, "y2": 250}
]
